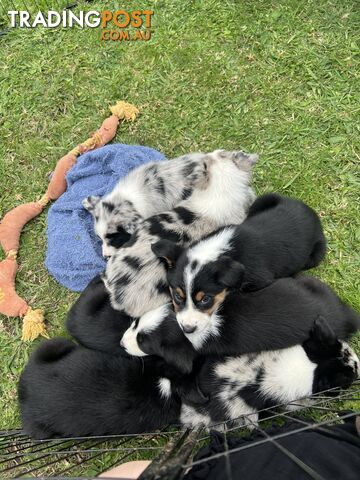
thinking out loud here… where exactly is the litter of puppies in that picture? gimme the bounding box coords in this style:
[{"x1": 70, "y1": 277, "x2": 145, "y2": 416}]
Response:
[{"x1": 18, "y1": 150, "x2": 360, "y2": 438}]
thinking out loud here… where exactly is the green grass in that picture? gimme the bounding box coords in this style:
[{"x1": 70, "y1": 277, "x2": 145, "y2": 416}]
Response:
[{"x1": 0, "y1": 0, "x2": 359, "y2": 471}]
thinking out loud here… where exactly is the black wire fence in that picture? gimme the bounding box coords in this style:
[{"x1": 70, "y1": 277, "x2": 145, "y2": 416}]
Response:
[{"x1": 1, "y1": 380, "x2": 359, "y2": 479}]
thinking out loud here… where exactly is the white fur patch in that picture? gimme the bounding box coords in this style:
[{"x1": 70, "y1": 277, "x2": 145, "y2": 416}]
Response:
[
  {"x1": 137, "y1": 304, "x2": 170, "y2": 334},
  {"x1": 121, "y1": 304, "x2": 171, "y2": 357},
  {"x1": 177, "y1": 308, "x2": 222, "y2": 350},
  {"x1": 121, "y1": 327, "x2": 147, "y2": 357},
  {"x1": 158, "y1": 378, "x2": 172, "y2": 399},
  {"x1": 180, "y1": 404, "x2": 211, "y2": 428},
  {"x1": 187, "y1": 227, "x2": 235, "y2": 268},
  {"x1": 259, "y1": 346, "x2": 316, "y2": 402},
  {"x1": 341, "y1": 342, "x2": 360, "y2": 377}
]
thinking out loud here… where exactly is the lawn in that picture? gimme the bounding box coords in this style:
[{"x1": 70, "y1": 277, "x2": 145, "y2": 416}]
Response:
[{"x1": 0, "y1": 0, "x2": 359, "y2": 445}]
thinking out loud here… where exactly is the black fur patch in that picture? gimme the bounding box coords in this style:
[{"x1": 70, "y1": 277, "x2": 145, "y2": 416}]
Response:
[
  {"x1": 173, "y1": 207, "x2": 196, "y2": 225},
  {"x1": 158, "y1": 213, "x2": 175, "y2": 224},
  {"x1": 145, "y1": 165, "x2": 158, "y2": 184},
  {"x1": 191, "y1": 260, "x2": 198, "y2": 270},
  {"x1": 236, "y1": 368, "x2": 269, "y2": 410},
  {"x1": 106, "y1": 228, "x2": 132, "y2": 248},
  {"x1": 123, "y1": 231, "x2": 138, "y2": 248},
  {"x1": 156, "y1": 280, "x2": 170, "y2": 296},
  {"x1": 115, "y1": 273, "x2": 131, "y2": 288},
  {"x1": 102, "y1": 202, "x2": 115, "y2": 212},
  {"x1": 182, "y1": 162, "x2": 196, "y2": 177},
  {"x1": 123, "y1": 256, "x2": 142, "y2": 270},
  {"x1": 181, "y1": 188, "x2": 193, "y2": 200},
  {"x1": 148, "y1": 219, "x2": 183, "y2": 243},
  {"x1": 156, "y1": 177, "x2": 166, "y2": 196},
  {"x1": 182, "y1": 232, "x2": 191, "y2": 243}
]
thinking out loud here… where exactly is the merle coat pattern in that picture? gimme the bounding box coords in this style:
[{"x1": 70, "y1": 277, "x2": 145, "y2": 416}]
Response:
[
  {"x1": 104, "y1": 150, "x2": 257, "y2": 318},
  {"x1": 83, "y1": 152, "x2": 220, "y2": 257}
]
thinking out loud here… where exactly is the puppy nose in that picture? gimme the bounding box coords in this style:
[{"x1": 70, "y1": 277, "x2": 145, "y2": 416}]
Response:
[{"x1": 182, "y1": 324, "x2": 197, "y2": 334}]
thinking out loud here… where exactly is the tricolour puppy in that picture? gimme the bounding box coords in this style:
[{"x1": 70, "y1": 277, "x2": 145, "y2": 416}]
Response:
[
  {"x1": 83, "y1": 152, "x2": 212, "y2": 257},
  {"x1": 152, "y1": 193, "x2": 326, "y2": 334},
  {"x1": 121, "y1": 276, "x2": 360, "y2": 373},
  {"x1": 104, "y1": 150, "x2": 257, "y2": 317},
  {"x1": 19, "y1": 339, "x2": 181, "y2": 439}
]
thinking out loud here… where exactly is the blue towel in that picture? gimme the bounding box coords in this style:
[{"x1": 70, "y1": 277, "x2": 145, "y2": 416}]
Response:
[{"x1": 45, "y1": 144, "x2": 165, "y2": 291}]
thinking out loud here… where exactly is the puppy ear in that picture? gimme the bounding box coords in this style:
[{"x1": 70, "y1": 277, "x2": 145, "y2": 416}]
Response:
[
  {"x1": 151, "y1": 240, "x2": 184, "y2": 269},
  {"x1": 82, "y1": 195, "x2": 100, "y2": 213},
  {"x1": 216, "y1": 256, "x2": 245, "y2": 289}
]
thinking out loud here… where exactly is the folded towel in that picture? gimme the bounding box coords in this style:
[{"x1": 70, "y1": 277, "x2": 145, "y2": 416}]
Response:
[{"x1": 45, "y1": 144, "x2": 165, "y2": 291}]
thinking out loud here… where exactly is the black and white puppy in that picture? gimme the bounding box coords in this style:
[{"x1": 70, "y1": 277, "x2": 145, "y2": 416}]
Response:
[
  {"x1": 19, "y1": 339, "x2": 181, "y2": 439},
  {"x1": 153, "y1": 193, "x2": 326, "y2": 335},
  {"x1": 19, "y1": 328, "x2": 358, "y2": 438},
  {"x1": 104, "y1": 150, "x2": 257, "y2": 317},
  {"x1": 66, "y1": 275, "x2": 132, "y2": 356},
  {"x1": 83, "y1": 152, "x2": 212, "y2": 257},
  {"x1": 121, "y1": 275, "x2": 360, "y2": 373},
  {"x1": 179, "y1": 317, "x2": 359, "y2": 429}
]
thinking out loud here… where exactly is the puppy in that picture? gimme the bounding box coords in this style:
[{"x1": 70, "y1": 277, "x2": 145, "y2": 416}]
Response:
[
  {"x1": 19, "y1": 330, "x2": 358, "y2": 438},
  {"x1": 66, "y1": 275, "x2": 132, "y2": 355},
  {"x1": 19, "y1": 339, "x2": 181, "y2": 439},
  {"x1": 121, "y1": 276, "x2": 360, "y2": 373},
  {"x1": 153, "y1": 193, "x2": 326, "y2": 334},
  {"x1": 104, "y1": 150, "x2": 257, "y2": 317},
  {"x1": 179, "y1": 317, "x2": 359, "y2": 429},
  {"x1": 83, "y1": 151, "x2": 233, "y2": 257}
]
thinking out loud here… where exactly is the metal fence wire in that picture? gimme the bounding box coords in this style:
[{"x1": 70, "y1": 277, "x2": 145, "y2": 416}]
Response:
[{"x1": 0, "y1": 380, "x2": 359, "y2": 479}]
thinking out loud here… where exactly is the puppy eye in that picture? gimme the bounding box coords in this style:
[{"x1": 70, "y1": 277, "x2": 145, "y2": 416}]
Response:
[
  {"x1": 137, "y1": 333, "x2": 144, "y2": 344},
  {"x1": 199, "y1": 295, "x2": 212, "y2": 307},
  {"x1": 173, "y1": 291, "x2": 184, "y2": 304}
]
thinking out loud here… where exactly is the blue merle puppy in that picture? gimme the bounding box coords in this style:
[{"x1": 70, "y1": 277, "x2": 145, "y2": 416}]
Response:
[
  {"x1": 104, "y1": 150, "x2": 258, "y2": 318},
  {"x1": 83, "y1": 152, "x2": 211, "y2": 257}
]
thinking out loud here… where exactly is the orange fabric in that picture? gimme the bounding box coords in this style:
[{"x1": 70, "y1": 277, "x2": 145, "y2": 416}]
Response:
[
  {"x1": 0, "y1": 258, "x2": 28, "y2": 317},
  {"x1": 46, "y1": 153, "x2": 78, "y2": 200},
  {"x1": 0, "y1": 202, "x2": 43, "y2": 253},
  {"x1": 0, "y1": 102, "x2": 136, "y2": 328},
  {"x1": 46, "y1": 115, "x2": 119, "y2": 200}
]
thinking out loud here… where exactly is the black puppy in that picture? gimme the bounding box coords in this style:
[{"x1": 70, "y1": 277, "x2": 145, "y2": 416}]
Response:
[
  {"x1": 121, "y1": 275, "x2": 360, "y2": 374},
  {"x1": 19, "y1": 338, "x2": 181, "y2": 439},
  {"x1": 152, "y1": 193, "x2": 326, "y2": 334},
  {"x1": 66, "y1": 275, "x2": 132, "y2": 355}
]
